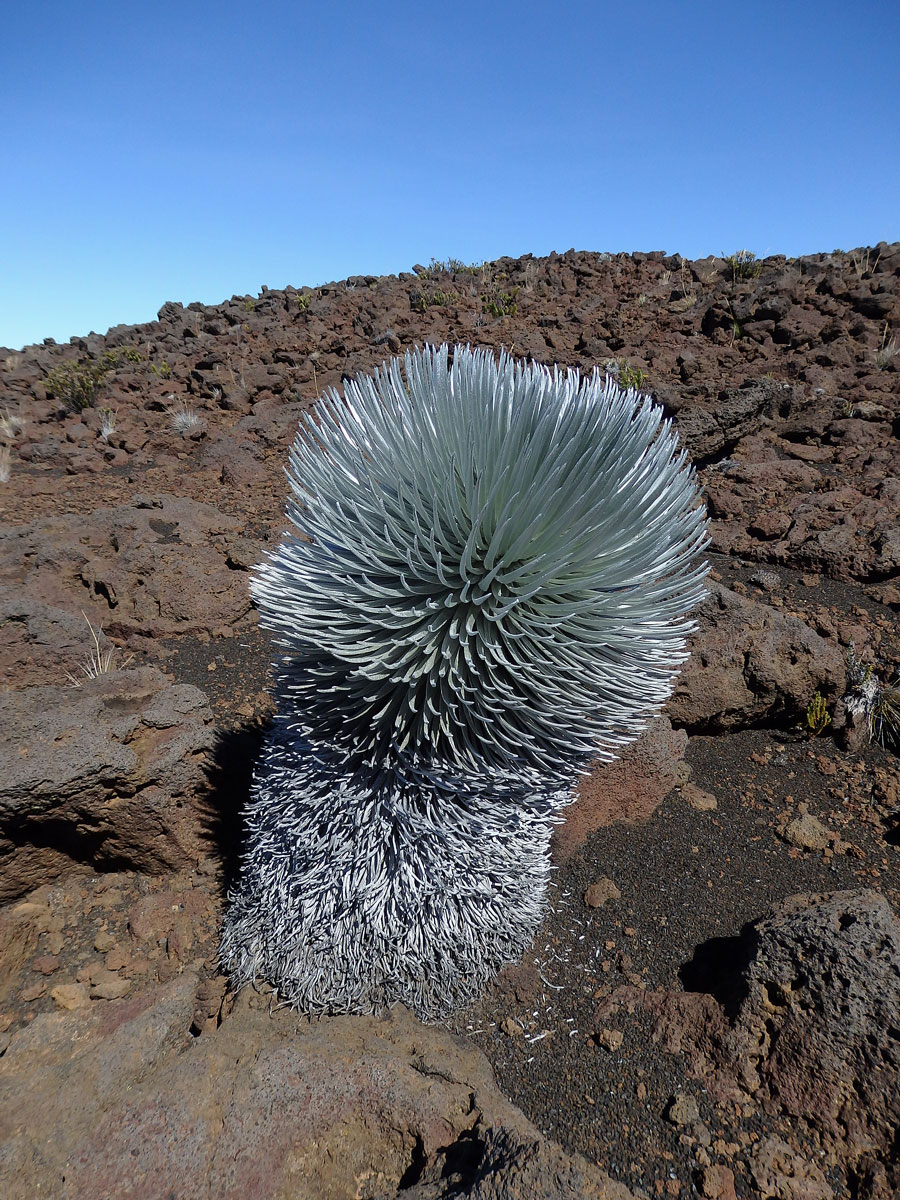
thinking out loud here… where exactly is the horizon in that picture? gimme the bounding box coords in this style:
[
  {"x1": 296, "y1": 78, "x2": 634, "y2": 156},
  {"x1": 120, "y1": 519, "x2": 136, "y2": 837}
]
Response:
[{"x1": 3, "y1": 0, "x2": 898, "y2": 352}]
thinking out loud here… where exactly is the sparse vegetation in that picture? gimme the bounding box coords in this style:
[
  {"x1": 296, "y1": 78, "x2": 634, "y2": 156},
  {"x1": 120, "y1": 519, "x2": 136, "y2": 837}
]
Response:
[
  {"x1": 845, "y1": 647, "x2": 900, "y2": 749},
  {"x1": 849, "y1": 247, "x2": 881, "y2": 278},
  {"x1": 45, "y1": 356, "x2": 113, "y2": 410},
  {"x1": 65, "y1": 612, "x2": 133, "y2": 686},
  {"x1": 678, "y1": 257, "x2": 697, "y2": 303},
  {"x1": 43, "y1": 347, "x2": 144, "y2": 412},
  {"x1": 417, "y1": 257, "x2": 482, "y2": 279},
  {"x1": 410, "y1": 286, "x2": 459, "y2": 312},
  {"x1": 97, "y1": 407, "x2": 118, "y2": 441},
  {"x1": 606, "y1": 359, "x2": 649, "y2": 390},
  {"x1": 0, "y1": 444, "x2": 11, "y2": 483},
  {"x1": 150, "y1": 360, "x2": 172, "y2": 379},
  {"x1": 0, "y1": 408, "x2": 23, "y2": 439},
  {"x1": 874, "y1": 324, "x2": 897, "y2": 369},
  {"x1": 806, "y1": 691, "x2": 832, "y2": 736},
  {"x1": 723, "y1": 298, "x2": 743, "y2": 344},
  {"x1": 481, "y1": 283, "x2": 519, "y2": 318},
  {"x1": 724, "y1": 249, "x2": 763, "y2": 283},
  {"x1": 167, "y1": 400, "x2": 203, "y2": 435}
]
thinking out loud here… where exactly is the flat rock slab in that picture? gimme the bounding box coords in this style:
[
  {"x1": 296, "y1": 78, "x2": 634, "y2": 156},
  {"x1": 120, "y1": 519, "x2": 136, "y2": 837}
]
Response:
[
  {"x1": 0, "y1": 494, "x2": 257, "y2": 656},
  {"x1": 0, "y1": 974, "x2": 636, "y2": 1200}
]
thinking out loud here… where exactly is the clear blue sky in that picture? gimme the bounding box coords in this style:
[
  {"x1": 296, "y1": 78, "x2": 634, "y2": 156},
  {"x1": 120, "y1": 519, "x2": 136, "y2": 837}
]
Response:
[{"x1": 3, "y1": 1, "x2": 898, "y2": 351}]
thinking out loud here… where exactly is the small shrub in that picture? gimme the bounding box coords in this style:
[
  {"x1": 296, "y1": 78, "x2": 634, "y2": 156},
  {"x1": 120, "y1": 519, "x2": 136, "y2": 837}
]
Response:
[
  {"x1": 806, "y1": 691, "x2": 831, "y2": 736},
  {"x1": 607, "y1": 359, "x2": 649, "y2": 390},
  {"x1": 418, "y1": 257, "x2": 481, "y2": 279},
  {"x1": 724, "y1": 249, "x2": 763, "y2": 283},
  {"x1": 167, "y1": 400, "x2": 203, "y2": 435},
  {"x1": 45, "y1": 357, "x2": 112, "y2": 410},
  {"x1": 482, "y1": 284, "x2": 519, "y2": 318},
  {"x1": 410, "y1": 286, "x2": 459, "y2": 312}
]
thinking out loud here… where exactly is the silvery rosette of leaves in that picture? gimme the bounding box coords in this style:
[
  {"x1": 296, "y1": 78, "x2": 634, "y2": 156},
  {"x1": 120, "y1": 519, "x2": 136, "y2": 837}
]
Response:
[{"x1": 221, "y1": 343, "x2": 708, "y2": 1018}]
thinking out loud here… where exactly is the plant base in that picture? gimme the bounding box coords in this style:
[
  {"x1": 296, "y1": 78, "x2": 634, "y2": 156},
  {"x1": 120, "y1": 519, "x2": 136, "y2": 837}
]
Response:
[{"x1": 220, "y1": 724, "x2": 569, "y2": 1019}]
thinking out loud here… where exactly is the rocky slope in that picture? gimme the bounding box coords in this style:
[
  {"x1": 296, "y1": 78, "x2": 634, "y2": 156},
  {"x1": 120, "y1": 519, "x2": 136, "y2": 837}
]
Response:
[{"x1": 0, "y1": 243, "x2": 898, "y2": 1198}]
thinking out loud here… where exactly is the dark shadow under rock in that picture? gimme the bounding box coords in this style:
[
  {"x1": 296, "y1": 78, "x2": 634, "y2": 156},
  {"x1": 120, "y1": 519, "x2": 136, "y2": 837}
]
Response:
[
  {"x1": 678, "y1": 930, "x2": 757, "y2": 1021},
  {"x1": 198, "y1": 718, "x2": 270, "y2": 891}
]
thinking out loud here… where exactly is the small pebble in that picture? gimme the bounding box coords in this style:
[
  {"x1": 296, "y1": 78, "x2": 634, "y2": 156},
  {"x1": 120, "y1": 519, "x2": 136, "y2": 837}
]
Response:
[
  {"x1": 594, "y1": 1028, "x2": 624, "y2": 1051},
  {"x1": 783, "y1": 812, "x2": 833, "y2": 851},
  {"x1": 682, "y1": 783, "x2": 718, "y2": 812},
  {"x1": 584, "y1": 877, "x2": 621, "y2": 908}
]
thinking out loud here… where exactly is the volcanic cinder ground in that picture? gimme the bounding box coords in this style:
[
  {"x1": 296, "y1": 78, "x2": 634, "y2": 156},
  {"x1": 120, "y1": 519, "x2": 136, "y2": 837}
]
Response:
[{"x1": 0, "y1": 244, "x2": 899, "y2": 1200}]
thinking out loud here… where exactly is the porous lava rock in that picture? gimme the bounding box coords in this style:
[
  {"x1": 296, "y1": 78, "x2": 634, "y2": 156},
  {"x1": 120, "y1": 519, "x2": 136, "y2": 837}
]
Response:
[
  {"x1": 667, "y1": 582, "x2": 846, "y2": 730},
  {"x1": 730, "y1": 891, "x2": 900, "y2": 1168},
  {"x1": 632, "y1": 890, "x2": 900, "y2": 1195},
  {"x1": 0, "y1": 667, "x2": 215, "y2": 900}
]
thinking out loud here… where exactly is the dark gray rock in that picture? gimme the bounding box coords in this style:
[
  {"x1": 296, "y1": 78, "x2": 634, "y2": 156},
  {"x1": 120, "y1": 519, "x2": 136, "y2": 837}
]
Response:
[{"x1": 674, "y1": 378, "x2": 791, "y2": 460}]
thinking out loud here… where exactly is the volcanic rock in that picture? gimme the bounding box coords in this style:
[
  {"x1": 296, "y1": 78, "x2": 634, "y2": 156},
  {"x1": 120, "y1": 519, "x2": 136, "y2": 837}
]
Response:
[
  {"x1": 0, "y1": 668, "x2": 215, "y2": 900},
  {"x1": 0, "y1": 976, "x2": 637, "y2": 1200},
  {"x1": 668, "y1": 582, "x2": 846, "y2": 730}
]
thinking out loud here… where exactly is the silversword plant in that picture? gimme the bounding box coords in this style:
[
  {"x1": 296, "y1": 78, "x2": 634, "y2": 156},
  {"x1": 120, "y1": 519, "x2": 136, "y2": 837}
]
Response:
[{"x1": 221, "y1": 344, "x2": 708, "y2": 1017}]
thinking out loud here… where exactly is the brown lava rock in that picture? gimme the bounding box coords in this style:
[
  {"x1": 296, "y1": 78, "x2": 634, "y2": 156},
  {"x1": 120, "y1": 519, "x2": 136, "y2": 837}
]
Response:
[{"x1": 0, "y1": 668, "x2": 216, "y2": 900}]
